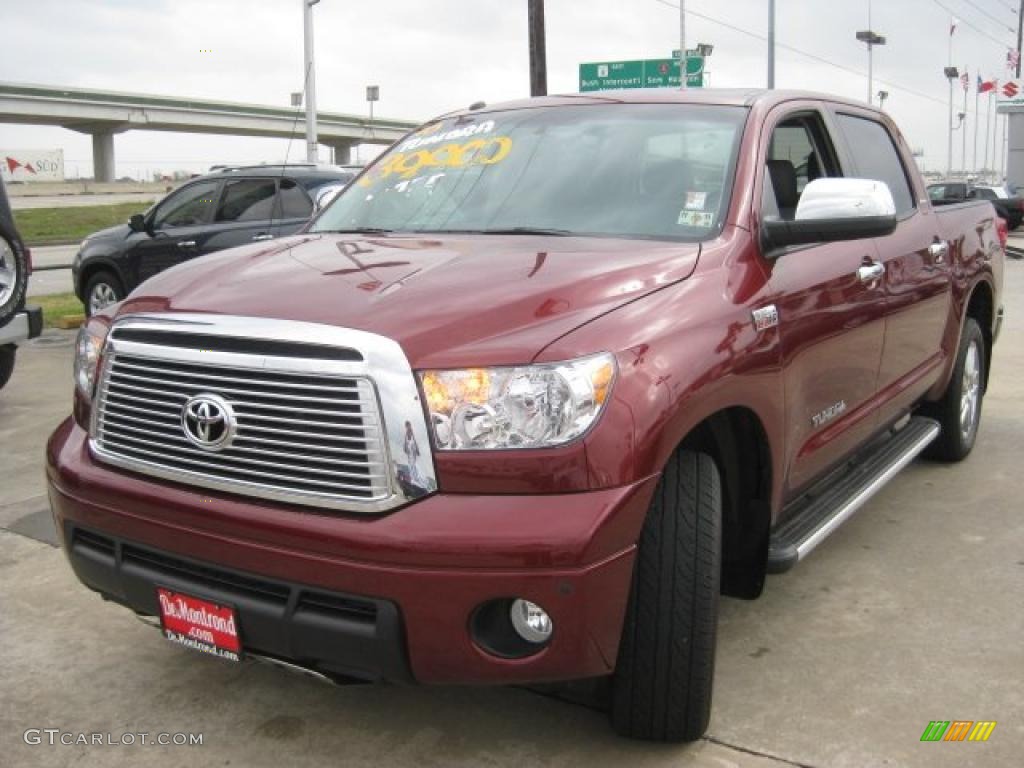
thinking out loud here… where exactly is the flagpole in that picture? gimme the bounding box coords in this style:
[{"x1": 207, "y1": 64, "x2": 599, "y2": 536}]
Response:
[
  {"x1": 973, "y1": 83, "x2": 979, "y2": 174},
  {"x1": 947, "y1": 19, "x2": 955, "y2": 178},
  {"x1": 985, "y1": 91, "x2": 992, "y2": 181},
  {"x1": 962, "y1": 73, "x2": 968, "y2": 177}
]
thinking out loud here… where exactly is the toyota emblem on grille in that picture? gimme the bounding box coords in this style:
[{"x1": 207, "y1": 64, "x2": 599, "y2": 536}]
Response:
[{"x1": 181, "y1": 393, "x2": 236, "y2": 451}]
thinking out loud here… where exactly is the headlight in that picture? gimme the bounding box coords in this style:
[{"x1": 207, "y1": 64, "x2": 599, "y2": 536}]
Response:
[
  {"x1": 418, "y1": 353, "x2": 616, "y2": 450},
  {"x1": 74, "y1": 319, "x2": 110, "y2": 400}
]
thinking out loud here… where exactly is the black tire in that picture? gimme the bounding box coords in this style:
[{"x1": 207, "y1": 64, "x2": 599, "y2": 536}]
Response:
[
  {"x1": 922, "y1": 318, "x2": 986, "y2": 462},
  {"x1": 83, "y1": 270, "x2": 124, "y2": 317},
  {"x1": 0, "y1": 235, "x2": 28, "y2": 329},
  {"x1": 0, "y1": 345, "x2": 15, "y2": 391},
  {"x1": 610, "y1": 450, "x2": 721, "y2": 742}
]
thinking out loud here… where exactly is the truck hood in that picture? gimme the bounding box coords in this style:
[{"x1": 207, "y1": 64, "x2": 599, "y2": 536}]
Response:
[{"x1": 119, "y1": 233, "x2": 701, "y2": 367}]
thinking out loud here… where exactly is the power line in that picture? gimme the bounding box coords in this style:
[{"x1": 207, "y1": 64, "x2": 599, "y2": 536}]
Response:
[
  {"x1": 650, "y1": 0, "x2": 949, "y2": 107},
  {"x1": 959, "y1": 0, "x2": 1016, "y2": 33},
  {"x1": 932, "y1": 0, "x2": 1016, "y2": 47}
]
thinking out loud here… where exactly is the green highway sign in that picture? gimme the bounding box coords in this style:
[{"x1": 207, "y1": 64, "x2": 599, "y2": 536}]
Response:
[
  {"x1": 672, "y1": 49, "x2": 706, "y2": 76},
  {"x1": 579, "y1": 56, "x2": 703, "y2": 92}
]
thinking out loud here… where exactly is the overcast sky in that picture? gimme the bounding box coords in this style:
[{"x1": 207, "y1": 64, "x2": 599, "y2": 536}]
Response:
[{"x1": 1, "y1": 0, "x2": 1019, "y2": 177}]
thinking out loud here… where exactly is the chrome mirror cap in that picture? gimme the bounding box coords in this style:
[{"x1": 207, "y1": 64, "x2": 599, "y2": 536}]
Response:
[{"x1": 795, "y1": 178, "x2": 896, "y2": 221}]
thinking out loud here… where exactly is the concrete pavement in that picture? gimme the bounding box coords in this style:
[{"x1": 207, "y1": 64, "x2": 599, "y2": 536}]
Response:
[
  {"x1": 10, "y1": 192, "x2": 161, "y2": 210},
  {"x1": 1, "y1": 265, "x2": 1022, "y2": 767},
  {"x1": 27, "y1": 244, "x2": 78, "y2": 299}
]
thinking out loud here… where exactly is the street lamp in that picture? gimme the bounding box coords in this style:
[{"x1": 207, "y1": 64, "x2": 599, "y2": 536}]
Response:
[
  {"x1": 366, "y1": 85, "x2": 379, "y2": 134},
  {"x1": 945, "y1": 66, "x2": 959, "y2": 177},
  {"x1": 856, "y1": 29, "x2": 886, "y2": 105},
  {"x1": 877, "y1": 90, "x2": 889, "y2": 109},
  {"x1": 696, "y1": 43, "x2": 713, "y2": 86}
]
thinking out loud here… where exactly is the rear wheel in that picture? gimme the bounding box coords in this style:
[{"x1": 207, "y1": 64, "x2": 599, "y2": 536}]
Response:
[
  {"x1": 0, "y1": 345, "x2": 16, "y2": 391},
  {"x1": 84, "y1": 270, "x2": 124, "y2": 316},
  {"x1": 923, "y1": 318, "x2": 986, "y2": 462},
  {"x1": 0, "y1": 235, "x2": 28, "y2": 329},
  {"x1": 610, "y1": 450, "x2": 721, "y2": 742}
]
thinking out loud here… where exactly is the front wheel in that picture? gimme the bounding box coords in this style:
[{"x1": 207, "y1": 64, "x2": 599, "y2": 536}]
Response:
[
  {"x1": 610, "y1": 450, "x2": 721, "y2": 742},
  {"x1": 84, "y1": 270, "x2": 124, "y2": 317},
  {"x1": 923, "y1": 318, "x2": 986, "y2": 462}
]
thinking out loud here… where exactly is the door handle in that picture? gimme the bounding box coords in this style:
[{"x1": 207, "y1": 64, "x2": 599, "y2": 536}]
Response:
[
  {"x1": 928, "y1": 241, "x2": 949, "y2": 263},
  {"x1": 252, "y1": 233, "x2": 274, "y2": 241},
  {"x1": 857, "y1": 262, "x2": 885, "y2": 283},
  {"x1": 177, "y1": 240, "x2": 197, "y2": 249}
]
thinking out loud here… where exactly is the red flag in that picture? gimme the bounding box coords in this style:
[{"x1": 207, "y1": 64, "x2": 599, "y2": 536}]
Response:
[
  {"x1": 960, "y1": 71, "x2": 969, "y2": 91},
  {"x1": 1008, "y1": 49, "x2": 1020, "y2": 71},
  {"x1": 979, "y1": 79, "x2": 997, "y2": 94}
]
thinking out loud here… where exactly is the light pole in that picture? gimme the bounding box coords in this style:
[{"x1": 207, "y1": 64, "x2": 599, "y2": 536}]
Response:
[
  {"x1": 767, "y1": 0, "x2": 775, "y2": 88},
  {"x1": 856, "y1": 30, "x2": 886, "y2": 105},
  {"x1": 366, "y1": 85, "x2": 379, "y2": 135},
  {"x1": 679, "y1": 0, "x2": 687, "y2": 90},
  {"x1": 303, "y1": 0, "x2": 321, "y2": 163},
  {"x1": 697, "y1": 42, "x2": 713, "y2": 87},
  {"x1": 945, "y1": 66, "x2": 959, "y2": 177}
]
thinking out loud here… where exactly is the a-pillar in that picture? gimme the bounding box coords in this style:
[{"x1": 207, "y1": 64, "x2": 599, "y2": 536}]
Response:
[{"x1": 91, "y1": 132, "x2": 116, "y2": 182}]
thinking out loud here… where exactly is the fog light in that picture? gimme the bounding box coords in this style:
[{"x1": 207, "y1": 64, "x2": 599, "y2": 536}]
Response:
[{"x1": 509, "y1": 599, "x2": 553, "y2": 643}]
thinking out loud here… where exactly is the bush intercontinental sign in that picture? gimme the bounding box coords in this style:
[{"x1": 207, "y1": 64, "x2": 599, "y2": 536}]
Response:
[{"x1": 579, "y1": 52, "x2": 704, "y2": 92}]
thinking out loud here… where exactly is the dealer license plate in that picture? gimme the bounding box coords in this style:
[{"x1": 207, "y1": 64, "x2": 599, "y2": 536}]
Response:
[{"x1": 157, "y1": 587, "x2": 242, "y2": 662}]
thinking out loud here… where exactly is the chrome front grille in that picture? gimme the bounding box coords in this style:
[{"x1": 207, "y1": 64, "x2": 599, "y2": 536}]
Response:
[{"x1": 89, "y1": 314, "x2": 438, "y2": 514}]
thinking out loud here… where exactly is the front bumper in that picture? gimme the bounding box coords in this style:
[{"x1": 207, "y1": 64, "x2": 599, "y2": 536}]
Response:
[
  {"x1": 47, "y1": 417, "x2": 656, "y2": 685},
  {"x1": 0, "y1": 305, "x2": 42, "y2": 345}
]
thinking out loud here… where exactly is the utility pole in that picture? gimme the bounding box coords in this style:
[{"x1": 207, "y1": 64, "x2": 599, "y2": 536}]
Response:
[
  {"x1": 528, "y1": 0, "x2": 547, "y2": 97},
  {"x1": 985, "y1": 90, "x2": 992, "y2": 179},
  {"x1": 973, "y1": 81, "x2": 979, "y2": 174},
  {"x1": 303, "y1": 0, "x2": 320, "y2": 163},
  {"x1": 945, "y1": 67, "x2": 958, "y2": 177},
  {"x1": 767, "y1": 0, "x2": 775, "y2": 88},
  {"x1": 679, "y1": 0, "x2": 687, "y2": 89}
]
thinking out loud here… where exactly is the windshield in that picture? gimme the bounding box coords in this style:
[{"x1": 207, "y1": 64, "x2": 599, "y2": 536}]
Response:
[{"x1": 312, "y1": 104, "x2": 747, "y2": 241}]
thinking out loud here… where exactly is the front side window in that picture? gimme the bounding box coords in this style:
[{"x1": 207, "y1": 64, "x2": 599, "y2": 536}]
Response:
[
  {"x1": 312, "y1": 104, "x2": 748, "y2": 241},
  {"x1": 762, "y1": 115, "x2": 836, "y2": 221},
  {"x1": 153, "y1": 181, "x2": 219, "y2": 229},
  {"x1": 928, "y1": 185, "x2": 946, "y2": 201},
  {"x1": 216, "y1": 179, "x2": 277, "y2": 223},
  {"x1": 835, "y1": 114, "x2": 915, "y2": 215}
]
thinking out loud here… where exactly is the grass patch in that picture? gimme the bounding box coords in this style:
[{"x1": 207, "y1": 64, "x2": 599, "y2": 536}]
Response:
[
  {"x1": 14, "y1": 202, "x2": 145, "y2": 245},
  {"x1": 31, "y1": 292, "x2": 84, "y2": 328}
]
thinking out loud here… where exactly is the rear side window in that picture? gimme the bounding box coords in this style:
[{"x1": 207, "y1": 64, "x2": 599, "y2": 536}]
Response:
[
  {"x1": 216, "y1": 179, "x2": 277, "y2": 222},
  {"x1": 275, "y1": 179, "x2": 314, "y2": 219},
  {"x1": 835, "y1": 114, "x2": 915, "y2": 215}
]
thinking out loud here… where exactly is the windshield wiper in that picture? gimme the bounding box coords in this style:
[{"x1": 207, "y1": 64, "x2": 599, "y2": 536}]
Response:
[
  {"x1": 318, "y1": 227, "x2": 395, "y2": 235},
  {"x1": 478, "y1": 227, "x2": 574, "y2": 236}
]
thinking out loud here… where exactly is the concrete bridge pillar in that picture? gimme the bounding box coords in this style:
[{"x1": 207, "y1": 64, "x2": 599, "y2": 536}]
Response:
[
  {"x1": 324, "y1": 140, "x2": 356, "y2": 165},
  {"x1": 90, "y1": 132, "x2": 116, "y2": 182}
]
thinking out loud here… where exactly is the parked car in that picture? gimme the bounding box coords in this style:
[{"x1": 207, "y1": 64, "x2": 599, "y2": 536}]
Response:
[
  {"x1": 49, "y1": 90, "x2": 1003, "y2": 742},
  {"x1": 72, "y1": 164, "x2": 357, "y2": 315},
  {"x1": 927, "y1": 180, "x2": 1024, "y2": 229},
  {"x1": 0, "y1": 176, "x2": 42, "y2": 390}
]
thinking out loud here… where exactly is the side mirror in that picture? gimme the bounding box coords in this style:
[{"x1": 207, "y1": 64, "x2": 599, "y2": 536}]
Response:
[
  {"x1": 128, "y1": 213, "x2": 147, "y2": 233},
  {"x1": 763, "y1": 178, "x2": 897, "y2": 251}
]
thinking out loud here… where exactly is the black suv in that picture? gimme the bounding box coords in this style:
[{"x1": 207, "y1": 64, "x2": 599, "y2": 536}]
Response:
[{"x1": 73, "y1": 164, "x2": 357, "y2": 315}]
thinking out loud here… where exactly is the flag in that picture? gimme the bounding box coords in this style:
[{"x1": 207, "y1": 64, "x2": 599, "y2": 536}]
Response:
[
  {"x1": 1008, "y1": 49, "x2": 1020, "y2": 71},
  {"x1": 950, "y1": 17, "x2": 958, "y2": 36},
  {"x1": 961, "y1": 71, "x2": 969, "y2": 91},
  {"x1": 979, "y1": 77, "x2": 997, "y2": 94}
]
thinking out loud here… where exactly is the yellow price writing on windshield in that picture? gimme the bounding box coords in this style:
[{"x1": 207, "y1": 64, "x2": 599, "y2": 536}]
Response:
[{"x1": 361, "y1": 136, "x2": 513, "y2": 185}]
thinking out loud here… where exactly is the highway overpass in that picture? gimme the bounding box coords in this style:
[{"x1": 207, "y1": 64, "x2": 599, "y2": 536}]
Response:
[{"x1": 0, "y1": 82, "x2": 420, "y2": 181}]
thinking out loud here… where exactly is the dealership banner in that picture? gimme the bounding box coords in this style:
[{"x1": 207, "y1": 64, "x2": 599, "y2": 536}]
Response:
[{"x1": 1, "y1": 149, "x2": 65, "y2": 182}]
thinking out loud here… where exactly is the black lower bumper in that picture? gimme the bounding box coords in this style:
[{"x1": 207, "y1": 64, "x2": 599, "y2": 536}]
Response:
[{"x1": 65, "y1": 525, "x2": 412, "y2": 683}]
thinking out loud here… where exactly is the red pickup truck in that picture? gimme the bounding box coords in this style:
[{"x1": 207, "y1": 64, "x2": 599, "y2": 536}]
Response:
[{"x1": 47, "y1": 89, "x2": 1004, "y2": 742}]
